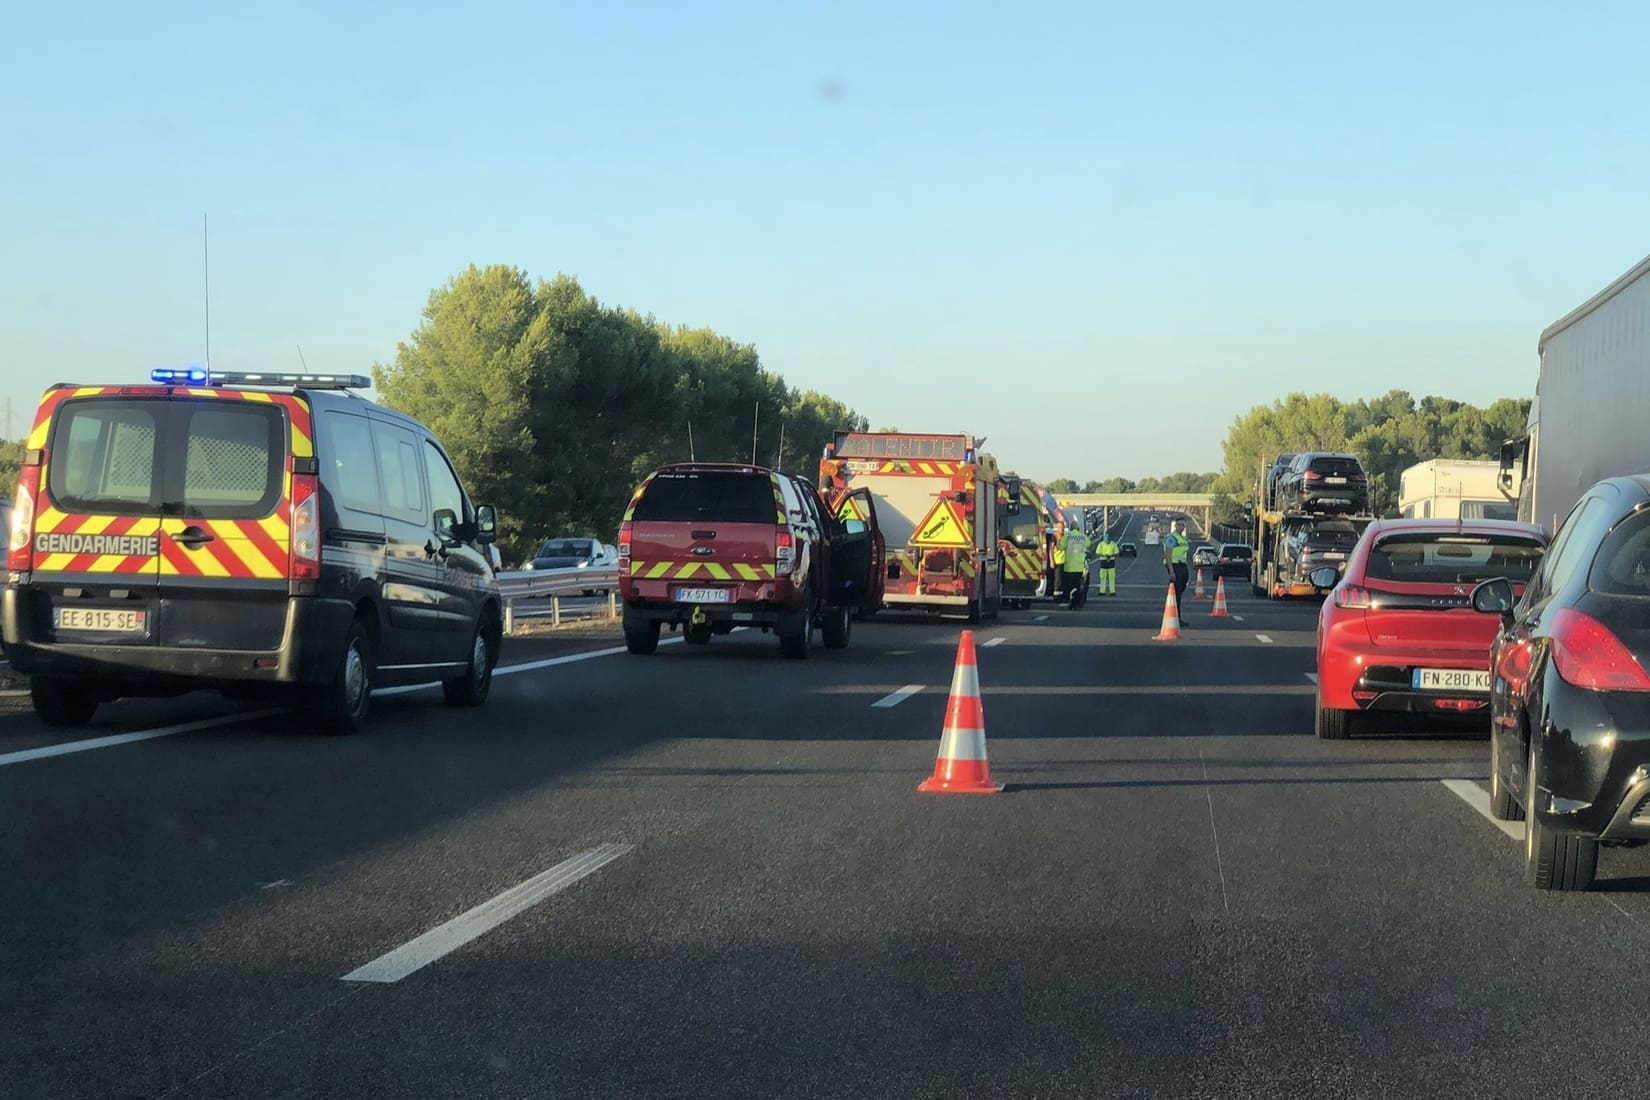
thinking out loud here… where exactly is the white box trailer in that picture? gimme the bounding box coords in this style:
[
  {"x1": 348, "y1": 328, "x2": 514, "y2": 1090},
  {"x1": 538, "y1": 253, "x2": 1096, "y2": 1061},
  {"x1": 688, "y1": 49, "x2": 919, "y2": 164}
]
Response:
[
  {"x1": 1503, "y1": 252, "x2": 1650, "y2": 531},
  {"x1": 1398, "y1": 459, "x2": 1518, "y2": 521}
]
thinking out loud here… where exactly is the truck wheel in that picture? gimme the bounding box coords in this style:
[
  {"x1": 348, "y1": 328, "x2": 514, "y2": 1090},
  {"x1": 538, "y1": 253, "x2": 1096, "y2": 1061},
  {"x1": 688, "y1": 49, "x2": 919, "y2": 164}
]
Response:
[
  {"x1": 1523, "y1": 742, "x2": 1598, "y2": 890},
  {"x1": 314, "y1": 620, "x2": 374, "y2": 735},
  {"x1": 31, "y1": 676, "x2": 99, "y2": 728},
  {"x1": 822, "y1": 603, "x2": 851, "y2": 649},
  {"x1": 625, "y1": 620, "x2": 661, "y2": 655},
  {"x1": 965, "y1": 600, "x2": 982, "y2": 625},
  {"x1": 780, "y1": 589, "x2": 815, "y2": 659}
]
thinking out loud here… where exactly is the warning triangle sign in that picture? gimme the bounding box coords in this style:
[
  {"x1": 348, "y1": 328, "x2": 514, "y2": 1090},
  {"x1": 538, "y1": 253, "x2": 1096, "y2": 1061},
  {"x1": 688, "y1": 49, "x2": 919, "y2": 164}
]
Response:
[
  {"x1": 837, "y1": 496, "x2": 866, "y2": 522},
  {"x1": 912, "y1": 499, "x2": 971, "y2": 547}
]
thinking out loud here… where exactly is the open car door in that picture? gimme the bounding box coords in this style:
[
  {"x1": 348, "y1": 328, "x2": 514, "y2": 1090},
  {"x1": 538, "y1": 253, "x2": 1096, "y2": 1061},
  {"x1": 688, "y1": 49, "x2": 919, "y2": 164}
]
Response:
[{"x1": 830, "y1": 487, "x2": 886, "y2": 613}]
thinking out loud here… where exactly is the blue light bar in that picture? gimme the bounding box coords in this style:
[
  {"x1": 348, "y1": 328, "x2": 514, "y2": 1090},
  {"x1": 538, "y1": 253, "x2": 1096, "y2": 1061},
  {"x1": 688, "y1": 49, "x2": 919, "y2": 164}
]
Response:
[{"x1": 150, "y1": 367, "x2": 210, "y2": 385}]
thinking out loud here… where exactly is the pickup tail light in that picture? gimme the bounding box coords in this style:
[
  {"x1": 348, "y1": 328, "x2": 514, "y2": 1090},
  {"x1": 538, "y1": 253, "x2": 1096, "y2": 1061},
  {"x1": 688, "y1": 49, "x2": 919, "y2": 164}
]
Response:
[
  {"x1": 618, "y1": 523, "x2": 632, "y2": 573},
  {"x1": 1334, "y1": 584, "x2": 1373, "y2": 609},
  {"x1": 289, "y1": 472, "x2": 321, "y2": 582},
  {"x1": 7, "y1": 455, "x2": 41, "y2": 572},
  {"x1": 776, "y1": 529, "x2": 795, "y2": 574},
  {"x1": 1549, "y1": 608, "x2": 1650, "y2": 692}
]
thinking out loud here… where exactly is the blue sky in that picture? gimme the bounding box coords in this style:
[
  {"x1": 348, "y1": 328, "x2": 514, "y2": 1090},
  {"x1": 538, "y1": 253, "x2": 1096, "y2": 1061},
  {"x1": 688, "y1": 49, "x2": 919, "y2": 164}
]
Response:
[{"x1": 4, "y1": 0, "x2": 1648, "y2": 481}]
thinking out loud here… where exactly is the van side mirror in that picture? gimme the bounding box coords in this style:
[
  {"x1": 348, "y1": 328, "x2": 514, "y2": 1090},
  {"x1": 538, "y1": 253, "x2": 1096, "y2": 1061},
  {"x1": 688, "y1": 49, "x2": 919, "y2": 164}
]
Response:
[
  {"x1": 1308, "y1": 566, "x2": 1340, "y2": 590},
  {"x1": 1472, "y1": 578, "x2": 1516, "y2": 624}
]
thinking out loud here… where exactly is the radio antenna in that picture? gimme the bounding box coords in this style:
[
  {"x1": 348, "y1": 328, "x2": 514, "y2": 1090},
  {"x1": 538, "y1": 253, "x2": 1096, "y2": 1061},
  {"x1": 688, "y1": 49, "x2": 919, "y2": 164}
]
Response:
[
  {"x1": 296, "y1": 344, "x2": 310, "y2": 371},
  {"x1": 687, "y1": 420, "x2": 696, "y2": 461},
  {"x1": 202, "y1": 213, "x2": 211, "y2": 370}
]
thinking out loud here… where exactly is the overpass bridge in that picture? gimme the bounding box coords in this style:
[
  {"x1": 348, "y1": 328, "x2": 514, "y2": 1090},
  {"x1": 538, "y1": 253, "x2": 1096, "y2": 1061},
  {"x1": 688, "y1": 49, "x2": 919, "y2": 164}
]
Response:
[{"x1": 1053, "y1": 493, "x2": 1215, "y2": 532}]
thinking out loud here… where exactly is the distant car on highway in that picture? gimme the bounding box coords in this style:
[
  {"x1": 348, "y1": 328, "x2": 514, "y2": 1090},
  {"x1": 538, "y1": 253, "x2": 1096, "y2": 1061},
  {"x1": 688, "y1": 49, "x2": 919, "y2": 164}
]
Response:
[
  {"x1": 1314, "y1": 517, "x2": 1546, "y2": 743},
  {"x1": 525, "y1": 537, "x2": 618, "y2": 595},
  {"x1": 1474, "y1": 477, "x2": 1650, "y2": 890},
  {"x1": 1143, "y1": 530, "x2": 1161, "y2": 546},
  {"x1": 1192, "y1": 544, "x2": 1218, "y2": 567},
  {"x1": 1119, "y1": 541, "x2": 1138, "y2": 557},
  {"x1": 1214, "y1": 543, "x2": 1252, "y2": 577}
]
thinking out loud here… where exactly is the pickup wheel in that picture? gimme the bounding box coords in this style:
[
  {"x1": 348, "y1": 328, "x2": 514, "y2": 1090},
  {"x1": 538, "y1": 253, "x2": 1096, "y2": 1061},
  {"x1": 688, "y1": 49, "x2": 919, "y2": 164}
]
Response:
[
  {"x1": 31, "y1": 676, "x2": 100, "y2": 728},
  {"x1": 625, "y1": 620, "x2": 661, "y2": 655},
  {"x1": 780, "y1": 589, "x2": 815, "y2": 659},
  {"x1": 822, "y1": 603, "x2": 851, "y2": 649}
]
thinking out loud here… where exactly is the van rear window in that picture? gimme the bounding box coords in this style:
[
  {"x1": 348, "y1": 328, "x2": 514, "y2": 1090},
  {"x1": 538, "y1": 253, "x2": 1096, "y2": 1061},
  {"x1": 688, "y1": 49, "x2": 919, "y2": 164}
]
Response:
[
  {"x1": 632, "y1": 472, "x2": 776, "y2": 525},
  {"x1": 48, "y1": 398, "x2": 284, "y2": 519}
]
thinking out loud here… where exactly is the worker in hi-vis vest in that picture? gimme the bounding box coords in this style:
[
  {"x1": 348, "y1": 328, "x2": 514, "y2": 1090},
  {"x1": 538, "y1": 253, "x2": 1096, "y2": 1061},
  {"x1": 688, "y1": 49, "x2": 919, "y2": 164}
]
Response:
[
  {"x1": 1048, "y1": 524, "x2": 1065, "y2": 598},
  {"x1": 1162, "y1": 518, "x2": 1192, "y2": 626},
  {"x1": 1061, "y1": 525, "x2": 1090, "y2": 609},
  {"x1": 1094, "y1": 532, "x2": 1121, "y2": 596}
]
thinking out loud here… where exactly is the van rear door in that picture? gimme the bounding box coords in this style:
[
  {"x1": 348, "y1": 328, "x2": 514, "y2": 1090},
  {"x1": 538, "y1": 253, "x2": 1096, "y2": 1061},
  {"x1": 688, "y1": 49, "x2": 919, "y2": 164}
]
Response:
[
  {"x1": 152, "y1": 395, "x2": 296, "y2": 653},
  {"x1": 32, "y1": 393, "x2": 166, "y2": 648}
]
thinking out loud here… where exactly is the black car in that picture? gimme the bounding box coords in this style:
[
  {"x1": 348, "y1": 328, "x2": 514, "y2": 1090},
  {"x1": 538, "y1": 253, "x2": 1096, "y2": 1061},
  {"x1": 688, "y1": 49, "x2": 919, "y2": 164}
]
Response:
[
  {"x1": 1119, "y1": 542, "x2": 1138, "y2": 557},
  {"x1": 1281, "y1": 522, "x2": 1361, "y2": 585},
  {"x1": 1474, "y1": 475, "x2": 1650, "y2": 890},
  {"x1": 1, "y1": 371, "x2": 502, "y2": 733},
  {"x1": 1214, "y1": 543, "x2": 1252, "y2": 578},
  {"x1": 1264, "y1": 453, "x2": 1297, "y2": 510},
  {"x1": 1279, "y1": 452, "x2": 1369, "y2": 515}
]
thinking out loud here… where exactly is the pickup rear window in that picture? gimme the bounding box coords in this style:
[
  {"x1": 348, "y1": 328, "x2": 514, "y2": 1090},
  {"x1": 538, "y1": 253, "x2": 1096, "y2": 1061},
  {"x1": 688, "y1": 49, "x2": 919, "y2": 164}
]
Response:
[
  {"x1": 1365, "y1": 534, "x2": 1543, "y2": 585},
  {"x1": 633, "y1": 472, "x2": 776, "y2": 525}
]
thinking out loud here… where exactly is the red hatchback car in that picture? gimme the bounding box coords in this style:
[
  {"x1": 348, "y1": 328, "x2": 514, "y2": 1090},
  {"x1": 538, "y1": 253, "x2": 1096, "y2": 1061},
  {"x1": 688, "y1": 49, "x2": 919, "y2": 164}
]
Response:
[{"x1": 1314, "y1": 518, "x2": 1548, "y2": 739}]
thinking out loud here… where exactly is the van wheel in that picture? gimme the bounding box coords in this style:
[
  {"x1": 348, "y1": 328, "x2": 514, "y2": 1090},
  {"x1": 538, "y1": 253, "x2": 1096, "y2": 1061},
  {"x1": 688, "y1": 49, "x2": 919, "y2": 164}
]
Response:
[
  {"x1": 31, "y1": 676, "x2": 99, "y2": 728},
  {"x1": 625, "y1": 621, "x2": 660, "y2": 655},
  {"x1": 443, "y1": 615, "x2": 497, "y2": 707},
  {"x1": 822, "y1": 603, "x2": 851, "y2": 649},
  {"x1": 315, "y1": 621, "x2": 373, "y2": 735},
  {"x1": 780, "y1": 590, "x2": 815, "y2": 659}
]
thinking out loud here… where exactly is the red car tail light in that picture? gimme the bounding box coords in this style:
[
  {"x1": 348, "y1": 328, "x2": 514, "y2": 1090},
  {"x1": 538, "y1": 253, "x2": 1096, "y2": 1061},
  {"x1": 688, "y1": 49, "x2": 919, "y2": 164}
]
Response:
[
  {"x1": 1549, "y1": 608, "x2": 1650, "y2": 692},
  {"x1": 1334, "y1": 585, "x2": 1373, "y2": 609},
  {"x1": 1432, "y1": 698, "x2": 1487, "y2": 712},
  {"x1": 1304, "y1": 471, "x2": 1323, "y2": 481},
  {"x1": 7, "y1": 455, "x2": 40, "y2": 572}
]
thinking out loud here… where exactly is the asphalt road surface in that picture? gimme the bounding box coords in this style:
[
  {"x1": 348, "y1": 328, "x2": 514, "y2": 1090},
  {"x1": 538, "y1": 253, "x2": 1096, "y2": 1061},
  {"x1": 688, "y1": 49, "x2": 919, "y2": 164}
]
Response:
[{"x1": 8, "y1": 510, "x2": 1650, "y2": 1098}]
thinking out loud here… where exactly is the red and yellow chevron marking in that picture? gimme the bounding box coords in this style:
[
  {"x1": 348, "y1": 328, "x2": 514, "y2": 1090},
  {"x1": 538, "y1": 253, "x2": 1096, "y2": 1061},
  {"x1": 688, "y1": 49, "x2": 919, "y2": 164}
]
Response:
[
  {"x1": 869, "y1": 461, "x2": 959, "y2": 476},
  {"x1": 622, "y1": 474, "x2": 655, "y2": 523},
  {"x1": 768, "y1": 474, "x2": 789, "y2": 523},
  {"x1": 628, "y1": 561, "x2": 777, "y2": 582},
  {"x1": 24, "y1": 384, "x2": 311, "y2": 579},
  {"x1": 1003, "y1": 546, "x2": 1043, "y2": 581},
  {"x1": 958, "y1": 555, "x2": 978, "y2": 579}
]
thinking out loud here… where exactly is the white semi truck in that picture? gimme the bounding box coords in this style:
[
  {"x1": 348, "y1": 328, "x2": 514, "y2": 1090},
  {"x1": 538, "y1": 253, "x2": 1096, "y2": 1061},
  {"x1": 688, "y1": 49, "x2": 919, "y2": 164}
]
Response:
[
  {"x1": 1501, "y1": 252, "x2": 1650, "y2": 532},
  {"x1": 1398, "y1": 459, "x2": 1518, "y2": 521}
]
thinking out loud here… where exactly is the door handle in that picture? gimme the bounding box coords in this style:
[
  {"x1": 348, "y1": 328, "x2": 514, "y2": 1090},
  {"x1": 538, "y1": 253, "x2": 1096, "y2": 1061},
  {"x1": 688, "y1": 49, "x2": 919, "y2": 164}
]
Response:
[{"x1": 171, "y1": 526, "x2": 216, "y2": 547}]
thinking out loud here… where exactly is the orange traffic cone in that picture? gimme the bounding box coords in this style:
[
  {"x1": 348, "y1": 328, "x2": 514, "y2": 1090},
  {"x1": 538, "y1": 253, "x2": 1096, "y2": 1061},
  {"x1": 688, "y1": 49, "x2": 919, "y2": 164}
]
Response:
[
  {"x1": 1194, "y1": 567, "x2": 1208, "y2": 599},
  {"x1": 918, "y1": 630, "x2": 1003, "y2": 794},
  {"x1": 1210, "y1": 575, "x2": 1230, "y2": 618},
  {"x1": 1153, "y1": 583, "x2": 1183, "y2": 640}
]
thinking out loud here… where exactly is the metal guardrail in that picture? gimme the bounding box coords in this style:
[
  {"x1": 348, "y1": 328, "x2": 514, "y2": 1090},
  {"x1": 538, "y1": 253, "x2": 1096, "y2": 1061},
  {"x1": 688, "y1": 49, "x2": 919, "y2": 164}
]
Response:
[{"x1": 495, "y1": 567, "x2": 621, "y2": 635}]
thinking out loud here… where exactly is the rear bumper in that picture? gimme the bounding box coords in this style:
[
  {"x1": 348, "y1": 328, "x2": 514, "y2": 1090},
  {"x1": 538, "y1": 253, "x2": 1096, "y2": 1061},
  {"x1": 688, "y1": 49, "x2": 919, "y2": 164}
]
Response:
[
  {"x1": 1, "y1": 586, "x2": 351, "y2": 688},
  {"x1": 1318, "y1": 647, "x2": 1491, "y2": 715},
  {"x1": 623, "y1": 599, "x2": 794, "y2": 630},
  {"x1": 1527, "y1": 675, "x2": 1650, "y2": 840},
  {"x1": 883, "y1": 593, "x2": 973, "y2": 608}
]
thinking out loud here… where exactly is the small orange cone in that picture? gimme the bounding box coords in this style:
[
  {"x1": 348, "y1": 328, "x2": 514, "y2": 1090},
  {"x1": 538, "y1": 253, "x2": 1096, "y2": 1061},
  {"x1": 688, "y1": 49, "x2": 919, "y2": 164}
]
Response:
[
  {"x1": 1210, "y1": 575, "x2": 1230, "y2": 617},
  {"x1": 1194, "y1": 567, "x2": 1208, "y2": 599},
  {"x1": 918, "y1": 630, "x2": 1003, "y2": 794},
  {"x1": 1153, "y1": 583, "x2": 1183, "y2": 640}
]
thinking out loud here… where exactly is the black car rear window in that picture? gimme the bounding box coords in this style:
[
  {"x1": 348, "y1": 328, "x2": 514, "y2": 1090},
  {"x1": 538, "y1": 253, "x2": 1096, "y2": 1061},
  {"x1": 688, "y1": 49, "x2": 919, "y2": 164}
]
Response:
[
  {"x1": 48, "y1": 397, "x2": 284, "y2": 519},
  {"x1": 1365, "y1": 533, "x2": 1543, "y2": 584},
  {"x1": 1588, "y1": 509, "x2": 1650, "y2": 596},
  {"x1": 539, "y1": 539, "x2": 593, "y2": 557},
  {"x1": 632, "y1": 472, "x2": 776, "y2": 525},
  {"x1": 1222, "y1": 546, "x2": 1252, "y2": 559},
  {"x1": 1308, "y1": 456, "x2": 1364, "y2": 476}
]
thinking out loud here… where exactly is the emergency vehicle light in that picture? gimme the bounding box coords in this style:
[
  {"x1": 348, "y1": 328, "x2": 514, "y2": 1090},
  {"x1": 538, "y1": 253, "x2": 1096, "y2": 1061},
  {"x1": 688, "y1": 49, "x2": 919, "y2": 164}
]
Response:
[{"x1": 150, "y1": 367, "x2": 210, "y2": 384}]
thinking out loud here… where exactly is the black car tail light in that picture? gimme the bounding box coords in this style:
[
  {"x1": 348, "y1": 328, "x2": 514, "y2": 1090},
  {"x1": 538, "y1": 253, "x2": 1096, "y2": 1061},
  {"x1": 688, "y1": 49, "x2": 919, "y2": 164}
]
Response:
[{"x1": 1549, "y1": 608, "x2": 1650, "y2": 692}]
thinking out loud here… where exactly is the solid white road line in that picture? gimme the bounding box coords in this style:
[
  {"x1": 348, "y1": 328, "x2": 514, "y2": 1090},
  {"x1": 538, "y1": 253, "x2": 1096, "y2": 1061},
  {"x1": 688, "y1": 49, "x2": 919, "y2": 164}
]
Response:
[
  {"x1": 342, "y1": 843, "x2": 632, "y2": 983},
  {"x1": 1440, "y1": 779, "x2": 1523, "y2": 841},
  {"x1": 982, "y1": 637, "x2": 1007, "y2": 648},
  {"x1": 871, "y1": 684, "x2": 925, "y2": 708},
  {"x1": 2, "y1": 638, "x2": 689, "y2": 767},
  {"x1": 0, "y1": 708, "x2": 287, "y2": 769},
  {"x1": 1255, "y1": 634, "x2": 1274, "y2": 644}
]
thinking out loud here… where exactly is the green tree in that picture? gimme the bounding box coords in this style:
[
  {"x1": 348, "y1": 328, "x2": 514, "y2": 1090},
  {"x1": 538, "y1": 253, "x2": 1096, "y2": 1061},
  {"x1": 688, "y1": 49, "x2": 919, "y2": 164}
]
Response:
[
  {"x1": 0, "y1": 438, "x2": 21, "y2": 495},
  {"x1": 1046, "y1": 477, "x2": 1080, "y2": 494}
]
